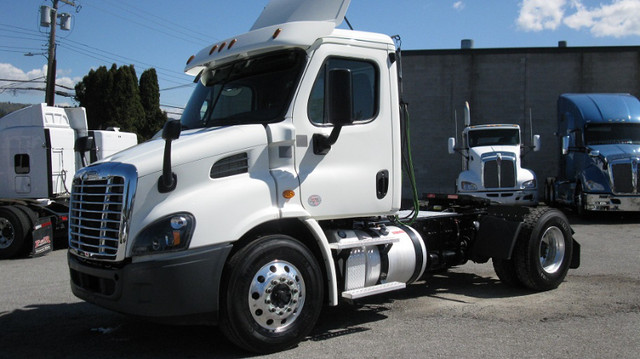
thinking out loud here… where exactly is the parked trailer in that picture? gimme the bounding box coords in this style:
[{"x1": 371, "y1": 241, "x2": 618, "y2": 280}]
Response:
[
  {"x1": 0, "y1": 104, "x2": 137, "y2": 259},
  {"x1": 68, "y1": 0, "x2": 579, "y2": 353}
]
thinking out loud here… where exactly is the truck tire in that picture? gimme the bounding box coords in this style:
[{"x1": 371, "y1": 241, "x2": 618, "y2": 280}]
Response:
[
  {"x1": 492, "y1": 258, "x2": 521, "y2": 287},
  {"x1": 513, "y1": 207, "x2": 573, "y2": 291},
  {"x1": 0, "y1": 206, "x2": 31, "y2": 259},
  {"x1": 220, "y1": 235, "x2": 324, "y2": 353}
]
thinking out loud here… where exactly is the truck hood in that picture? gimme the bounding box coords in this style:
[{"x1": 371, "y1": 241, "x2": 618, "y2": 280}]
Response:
[
  {"x1": 589, "y1": 144, "x2": 640, "y2": 161},
  {"x1": 469, "y1": 145, "x2": 519, "y2": 158},
  {"x1": 95, "y1": 125, "x2": 267, "y2": 177}
]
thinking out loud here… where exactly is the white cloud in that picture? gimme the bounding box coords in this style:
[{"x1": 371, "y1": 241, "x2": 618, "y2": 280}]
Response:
[
  {"x1": 517, "y1": 0, "x2": 640, "y2": 37},
  {"x1": 564, "y1": 0, "x2": 640, "y2": 37},
  {"x1": 517, "y1": 0, "x2": 568, "y2": 31},
  {"x1": 453, "y1": 1, "x2": 465, "y2": 11},
  {"x1": 0, "y1": 63, "x2": 79, "y2": 96}
]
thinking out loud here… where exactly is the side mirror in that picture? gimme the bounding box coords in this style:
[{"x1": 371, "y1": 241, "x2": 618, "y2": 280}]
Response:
[
  {"x1": 74, "y1": 135, "x2": 95, "y2": 153},
  {"x1": 448, "y1": 137, "x2": 456, "y2": 154},
  {"x1": 159, "y1": 120, "x2": 182, "y2": 193},
  {"x1": 589, "y1": 150, "x2": 600, "y2": 157},
  {"x1": 326, "y1": 68, "x2": 353, "y2": 126},
  {"x1": 533, "y1": 134, "x2": 541, "y2": 152},
  {"x1": 562, "y1": 136, "x2": 570, "y2": 155},
  {"x1": 162, "y1": 119, "x2": 182, "y2": 141},
  {"x1": 74, "y1": 135, "x2": 95, "y2": 167},
  {"x1": 313, "y1": 68, "x2": 353, "y2": 155}
]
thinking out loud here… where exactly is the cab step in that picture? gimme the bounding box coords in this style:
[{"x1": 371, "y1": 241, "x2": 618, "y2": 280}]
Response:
[{"x1": 341, "y1": 281, "x2": 406, "y2": 300}]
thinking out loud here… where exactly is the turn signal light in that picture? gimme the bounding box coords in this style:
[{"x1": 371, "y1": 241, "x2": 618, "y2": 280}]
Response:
[{"x1": 283, "y1": 190, "x2": 295, "y2": 199}]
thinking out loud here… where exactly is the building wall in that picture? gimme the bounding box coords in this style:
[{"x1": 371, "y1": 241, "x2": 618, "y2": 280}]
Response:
[{"x1": 401, "y1": 46, "x2": 640, "y2": 198}]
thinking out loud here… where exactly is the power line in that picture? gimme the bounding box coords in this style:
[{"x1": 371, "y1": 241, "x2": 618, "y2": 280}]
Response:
[
  {"x1": 101, "y1": 0, "x2": 217, "y2": 44},
  {"x1": 81, "y1": 2, "x2": 211, "y2": 48}
]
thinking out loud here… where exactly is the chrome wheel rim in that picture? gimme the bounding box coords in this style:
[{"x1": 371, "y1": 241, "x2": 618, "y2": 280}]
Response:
[
  {"x1": 539, "y1": 226, "x2": 565, "y2": 274},
  {"x1": 0, "y1": 218, "x2": 15, "y2": 249},
  {"x1": 248, "y1": 260, "x2": 305, "y2": 332}
]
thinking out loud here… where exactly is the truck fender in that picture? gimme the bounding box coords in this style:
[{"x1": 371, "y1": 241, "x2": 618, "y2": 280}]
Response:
[
  {"x1": 471, "y1": 215, "x2": 522, "y2": 261},
  {"x1": 302, "y1": 218, "x2": 339, "y2": 306}
]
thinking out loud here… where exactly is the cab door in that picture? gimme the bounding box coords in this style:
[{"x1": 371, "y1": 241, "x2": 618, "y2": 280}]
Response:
[{"x1": 292, "y1": 43, "x2": 397, "y2": 219}]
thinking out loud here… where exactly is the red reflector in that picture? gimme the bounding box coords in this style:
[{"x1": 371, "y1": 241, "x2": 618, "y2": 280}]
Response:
[
  {"x1": 426, "y1": 193, "x2": 436, "y2": 198},
  {"x1": 447, "y1": 194, "x2": 459, "y2": 199}
]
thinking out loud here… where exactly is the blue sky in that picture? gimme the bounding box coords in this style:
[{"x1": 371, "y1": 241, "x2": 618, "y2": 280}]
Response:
[{"x1": 1, "y1": 0, "x2": 639, "y2": 117}]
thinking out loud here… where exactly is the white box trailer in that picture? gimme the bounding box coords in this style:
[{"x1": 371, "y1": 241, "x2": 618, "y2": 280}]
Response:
[{"x1": 0, "y1": 104, "x2": 137, "y2": 259}]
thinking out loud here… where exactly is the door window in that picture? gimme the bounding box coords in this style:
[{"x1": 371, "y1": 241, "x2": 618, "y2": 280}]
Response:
[{"x1": 308, "y1": 58, "x2": 378, "y2": 125}]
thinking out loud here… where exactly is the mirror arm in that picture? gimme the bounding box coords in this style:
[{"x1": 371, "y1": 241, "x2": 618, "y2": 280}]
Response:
[{"x1": 313, "y1": 126, "x2": 343, "y2": 155}]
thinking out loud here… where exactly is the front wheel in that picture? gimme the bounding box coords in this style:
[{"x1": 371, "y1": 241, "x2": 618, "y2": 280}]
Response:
[
  {"x1": 513, "y1": 208, "x2": 574, "y2": 291},
  {"x1": 220, "y1": 235, "x2": 324, "y2": 353},
  {"x1": 0, "y1": 206, "x2": 31, "y2": 259}
]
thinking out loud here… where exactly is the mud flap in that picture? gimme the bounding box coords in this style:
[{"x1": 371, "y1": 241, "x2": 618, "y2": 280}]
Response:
[
  {"x1": 471, "y1": 215, "x2": 522, "y2": 261},
  {"x1": 31, "y1": 217, "x2": 53, "y2": 257},
  {"x1": 570, "y1": 238, "x2": 580, "y2": 269}
]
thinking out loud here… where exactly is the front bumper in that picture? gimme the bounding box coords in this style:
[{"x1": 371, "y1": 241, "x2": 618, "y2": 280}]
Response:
[
  {"x1": 584, "y1": 193, "x2": 640, "y2": 211},
  {"x1": 68, "y1": 243, "x2": 232, "y2": 324},
  {"x1": 458, "y1": 189, "x2": 538, "y2": 206}
]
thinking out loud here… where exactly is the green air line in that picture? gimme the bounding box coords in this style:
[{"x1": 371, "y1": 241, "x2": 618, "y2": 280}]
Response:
[{"x1": 399, "y1": 103, "x2": 419, "y2": 225}]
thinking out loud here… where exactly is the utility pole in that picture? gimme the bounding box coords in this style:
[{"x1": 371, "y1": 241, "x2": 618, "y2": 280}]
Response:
[{"x1": 43, "y1": 0, "x2": 75, "y2": 106}]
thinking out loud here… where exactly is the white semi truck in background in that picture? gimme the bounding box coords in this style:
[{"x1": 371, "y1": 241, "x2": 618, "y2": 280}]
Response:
[
  {"x1": 67, "y1": 0, "x2": 579, "y2": 353},
  {"x1": 0, "y1": 104, "x2": 137, "y2": 259},
  {"x1": 448, "y1": 102, "x2": 541, "y2": 205}
]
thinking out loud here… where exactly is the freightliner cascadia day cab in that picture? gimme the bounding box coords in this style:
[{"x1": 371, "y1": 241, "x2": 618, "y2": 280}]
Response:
[
  {"x1": 546, "y1": 93, "x2": 640, "y2": 214},
  {"x1": 448, "y1": 102, "x2": 540, "y2": 205},
  {"x1": 68, "y1": 0, "x2": 580, "y2": 353},
  {"x1": 0, "y1": 104, "x2": 137, "y2": 259}
]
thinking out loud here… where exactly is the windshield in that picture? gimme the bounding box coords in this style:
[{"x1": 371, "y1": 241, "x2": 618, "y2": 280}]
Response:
[
  {"x1": 585, "y1": 123, "x2": 640, "y2": 145},
  {"x1": 180, "y1": 50, "x2": 306, "y2": 129},
  {"x1": 467, "y1": 129, "x2": 520, "y2": 147}
]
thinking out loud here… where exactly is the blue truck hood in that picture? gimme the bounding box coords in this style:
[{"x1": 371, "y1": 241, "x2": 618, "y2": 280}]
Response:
[{"x1": 589, "y1": 144, "x2": 640, "y2": 161}]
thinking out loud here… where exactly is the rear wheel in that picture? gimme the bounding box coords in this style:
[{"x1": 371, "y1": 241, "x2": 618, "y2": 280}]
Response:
[
  {"x1": 492, "y1": 258, "x2": 521, "y2": 287},
  {"x1": 513, "y1": 208, "x2": 573, "y2": 291},
  {"x1": 220, "y1": 235, "x2": 324, "y2": 353},
  {"x1": 0, "y1": 206, "x2": 31, "y2": 259}
]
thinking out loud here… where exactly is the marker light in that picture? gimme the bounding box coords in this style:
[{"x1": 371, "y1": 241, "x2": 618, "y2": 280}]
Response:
[
  {"x1": 283, "y1": 190, "x2": 295, "y2": 199},
  {"x1": 228, "y1": 39, "x2": 237, "y2": 49},
  {"x1": 273, "y1": 28, "x2": 282, "y2": 39},
  {"x1": 209, "y1": 45, "x2": 218, "y2": 55},
  {"x1": 218, "y1": 42, "x2": 226, "y2": 52},
  {"x1": 186, "y1": 55, "x2": 195, "y2": 65}
]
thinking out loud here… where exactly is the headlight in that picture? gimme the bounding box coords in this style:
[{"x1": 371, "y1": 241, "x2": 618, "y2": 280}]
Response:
[
  {"x1": 132, "y1": 213, "x2": 195, "y2": 256},
  {"x1": 522, "y1": 179, "x2": 536, "y2": 189},
  {"x1": 584, "y1": 180, "x2": 605, "y2": 191},
  {"x1": 460, "y1": 181, "x2": 477, "y2": 191}
]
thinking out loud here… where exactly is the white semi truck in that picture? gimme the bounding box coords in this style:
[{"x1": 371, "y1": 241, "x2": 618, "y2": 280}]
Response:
[
  {"x1": 67, "y1": 0, "x2": 579, "y2": 353},
  {"x1": 0, "y1": 104, "x2": 137, "y2": 259},
  {"x1": 448, "y1": 102, "x2": 540, "y2": 205}
]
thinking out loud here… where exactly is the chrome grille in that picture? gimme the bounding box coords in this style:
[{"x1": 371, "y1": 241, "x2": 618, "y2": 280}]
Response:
[
  {"x1": 69, "y1": 164, "x2": 137, "y2": 261},
  {"x1": 611, "y1": 161, "x2": 638, "y2": 194},
  {"x1": 483, "y1": 156, "x2": 516, "y2": 188}
]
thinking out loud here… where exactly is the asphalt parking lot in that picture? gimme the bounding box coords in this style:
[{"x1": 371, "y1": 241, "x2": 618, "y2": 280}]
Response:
[{"x1": 1, "y1": 210, "x2": 639, "y2": 359}]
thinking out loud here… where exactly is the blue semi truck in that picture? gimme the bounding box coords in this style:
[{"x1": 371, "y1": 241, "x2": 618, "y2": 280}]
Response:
[{"x1": 546, "y1": 93, "x2": 640, "y2": 214}]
